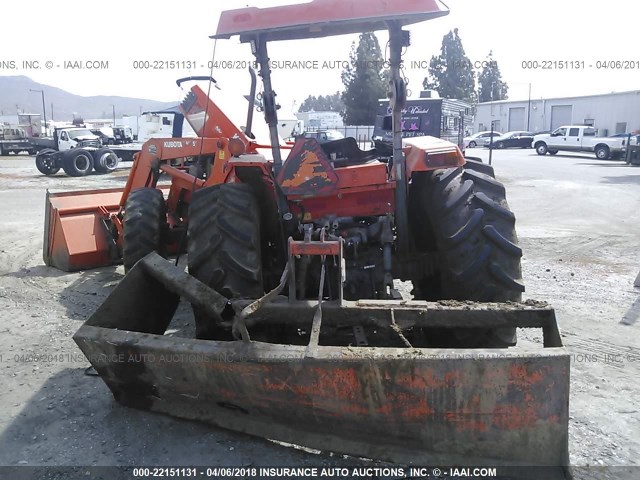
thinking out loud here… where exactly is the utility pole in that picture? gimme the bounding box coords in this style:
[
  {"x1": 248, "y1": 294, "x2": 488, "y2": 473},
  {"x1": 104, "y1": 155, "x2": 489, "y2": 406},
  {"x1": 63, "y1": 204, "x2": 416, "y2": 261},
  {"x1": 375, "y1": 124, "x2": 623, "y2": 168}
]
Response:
[
  {"x1": 489, "y1": 120, "x2": 495, "y2": 166},
  {"x1": 527, "y1": 83, "x2": 531, "y2": 131},
  {"x1": 112, "y1": 105, "x2": 116, "y2": 126}
]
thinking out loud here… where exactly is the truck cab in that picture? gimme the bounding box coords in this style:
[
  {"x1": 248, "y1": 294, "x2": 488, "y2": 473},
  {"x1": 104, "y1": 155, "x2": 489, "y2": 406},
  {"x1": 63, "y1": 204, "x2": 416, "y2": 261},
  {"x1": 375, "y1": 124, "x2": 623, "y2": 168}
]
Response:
[
  {"x1": 546, "y1": 126, "x2": 597, "y2": 150},
  {"x1": 89, "y1": 127, "x2": 116, "y2": 146},
  {"x1": 1, "y1": 126, "x2": 27, "y2": 141},
  {"x1": 112, "y1": 126, "x2": 134, "y2": 144},
  {"x1": 57, "y1": 127, "x2": 101, "y2": 151},
  {"x1": 0, "y1": 126, "x2": 33, "y2": 155}
]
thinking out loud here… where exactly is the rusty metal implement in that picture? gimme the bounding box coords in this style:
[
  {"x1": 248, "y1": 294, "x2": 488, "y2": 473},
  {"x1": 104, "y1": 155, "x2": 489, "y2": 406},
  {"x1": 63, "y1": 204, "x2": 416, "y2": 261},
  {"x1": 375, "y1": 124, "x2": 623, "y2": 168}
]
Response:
[{"x1": 74, "y1": 253, "x2": 570, "y2": 468}]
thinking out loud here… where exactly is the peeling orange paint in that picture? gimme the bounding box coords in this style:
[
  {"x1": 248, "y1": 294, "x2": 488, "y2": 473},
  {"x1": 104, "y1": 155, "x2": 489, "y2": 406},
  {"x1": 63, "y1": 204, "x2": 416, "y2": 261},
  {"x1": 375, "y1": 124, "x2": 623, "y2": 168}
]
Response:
[
  {"x1": 444, "y1": 370, "x2": 462, "y2": 386},
  {"x1": 400, "y1": 399, "x2": 435, "y2": 419},
  {"x1": 395, "y1": 370, "x2": 442, "y2": 389},
  {"x1": 158, "y1": 358, "x2": 563, "y2": 434},
  {"x1": 508, "y1": 364, "x2": 544, "y2": 386},
  {"x1": 280, "y1": 150, "x2": 330, "y2": 189},
  {"x1": 492, "y1": 404, "x2": 538, "y2": 430}
]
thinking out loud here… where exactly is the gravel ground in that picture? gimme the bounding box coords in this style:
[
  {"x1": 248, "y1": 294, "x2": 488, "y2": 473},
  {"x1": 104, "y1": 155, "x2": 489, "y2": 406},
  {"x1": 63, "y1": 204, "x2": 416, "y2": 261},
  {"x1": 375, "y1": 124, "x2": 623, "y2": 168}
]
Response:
[{"x1": 0, "y1": 150, "x2": 638, "y2": 478}]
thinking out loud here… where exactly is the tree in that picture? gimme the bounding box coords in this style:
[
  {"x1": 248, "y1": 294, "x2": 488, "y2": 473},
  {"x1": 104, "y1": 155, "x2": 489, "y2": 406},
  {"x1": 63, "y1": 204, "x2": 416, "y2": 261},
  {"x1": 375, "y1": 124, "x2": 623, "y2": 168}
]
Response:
[
  {"x1": 477, "y1": 51, "x2": 508, "y2": 102},
  {"x1": 298, "y1": 91, "x2": 345, "y2": 113},
  {"x1": 341, "y1": 33, "x2": 388, "y2": 125},
  {"x1": 423, "y1": 28, "x2": 475, "y2": 102}
]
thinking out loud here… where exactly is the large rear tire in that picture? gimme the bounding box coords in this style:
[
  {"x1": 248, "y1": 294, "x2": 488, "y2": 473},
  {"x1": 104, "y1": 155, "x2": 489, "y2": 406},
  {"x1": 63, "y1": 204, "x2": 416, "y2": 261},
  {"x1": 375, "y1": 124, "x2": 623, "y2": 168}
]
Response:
[
  {"x1": 35, "y1": 148, "x2": 60, "y2": 175},
  {"x1": 464, "y1": 158, "x2": 495, "y2": 177},
  {"x1": 122, "y1": 188, "x2": 167, "y2": 272},
  {"x1": 187, "y1": 184, "x2": 263, "y2": 340},
  {"x1": 62, "y1": 149, "x2": 93, "y2": 176},
  {"x1": 92, "y1": 148, "x2": 119, "y2": 174},
  {"x1": 411, "y1": 165, "x2": 524, "y2": 346}
]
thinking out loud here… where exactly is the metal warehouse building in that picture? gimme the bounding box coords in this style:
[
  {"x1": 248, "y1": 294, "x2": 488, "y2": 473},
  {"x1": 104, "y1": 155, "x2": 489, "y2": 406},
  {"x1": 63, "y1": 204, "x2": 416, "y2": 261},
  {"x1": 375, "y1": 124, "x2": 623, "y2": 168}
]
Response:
[{"x1": 474, "y1": 90, "x2": 640, "y2": 136}]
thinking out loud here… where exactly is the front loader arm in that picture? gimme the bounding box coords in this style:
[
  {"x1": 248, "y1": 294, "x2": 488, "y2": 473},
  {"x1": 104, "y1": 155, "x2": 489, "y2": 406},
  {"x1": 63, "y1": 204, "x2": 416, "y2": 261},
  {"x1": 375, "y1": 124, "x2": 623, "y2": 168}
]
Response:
[
  {"x1": 179, "y1": 84, "x2": 251, "y2": 142},
  {"x1": 118, "y1": 136, "x2": 233, "y2": 209},
  {"x1": 44, "y1": 81, "x2": 270, "y2": 273},
  {"x1": 43, "y1": 137, "x2": 235, "y2": 272},
  {"x1": 120, "y1": 79, "x2": 270, "y2": 210}
]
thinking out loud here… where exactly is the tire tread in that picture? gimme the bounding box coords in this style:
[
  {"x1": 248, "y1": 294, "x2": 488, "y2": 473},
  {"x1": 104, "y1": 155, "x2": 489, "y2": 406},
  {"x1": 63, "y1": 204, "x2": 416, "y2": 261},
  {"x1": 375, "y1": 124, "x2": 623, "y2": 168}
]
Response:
[
  {"x1": 187, "y1": 184, "x2": 263, "y2": 339},
  {"x1": 122, "y1": 188, "x2": 167, "y2": 271},
  {"x1": 412, "y1": 165, "x2": 524, "y2": 303}
]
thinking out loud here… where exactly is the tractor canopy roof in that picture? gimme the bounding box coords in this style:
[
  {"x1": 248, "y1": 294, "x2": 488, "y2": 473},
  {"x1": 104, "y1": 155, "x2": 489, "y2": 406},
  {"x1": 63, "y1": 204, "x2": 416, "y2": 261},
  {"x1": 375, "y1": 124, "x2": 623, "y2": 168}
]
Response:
[{"x1": 212, "y1": 0, "x2": 449, "y2": 42}]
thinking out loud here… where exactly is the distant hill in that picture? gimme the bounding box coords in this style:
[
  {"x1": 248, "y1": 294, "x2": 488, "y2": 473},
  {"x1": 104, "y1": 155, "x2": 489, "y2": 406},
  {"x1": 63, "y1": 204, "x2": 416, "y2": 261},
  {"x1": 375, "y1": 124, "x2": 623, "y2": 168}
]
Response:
[{"x1": 0, "y1": 76, "x2": 174, "y2": 121}]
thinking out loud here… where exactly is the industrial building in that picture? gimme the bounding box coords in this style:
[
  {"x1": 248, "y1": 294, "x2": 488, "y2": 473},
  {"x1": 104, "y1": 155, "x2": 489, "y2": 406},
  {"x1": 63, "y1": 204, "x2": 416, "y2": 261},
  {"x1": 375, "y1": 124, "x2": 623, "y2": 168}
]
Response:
[
  {"x1": 474, "y1": 90, "x2": 640, "y2": 136},
  {"x1": 295, "y1": 110, "x2": 344, "y2": 130}
]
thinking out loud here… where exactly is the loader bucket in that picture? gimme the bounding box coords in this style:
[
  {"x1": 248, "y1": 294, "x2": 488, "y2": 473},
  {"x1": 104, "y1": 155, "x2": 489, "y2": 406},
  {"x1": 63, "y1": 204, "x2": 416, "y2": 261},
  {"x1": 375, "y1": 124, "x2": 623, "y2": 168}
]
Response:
[
  {"x1": 74, "y1": 253, "x2": 570, "y2": 471},
  {"x1": 44, "y1": 188, "x2": 124, "y2": 271}
]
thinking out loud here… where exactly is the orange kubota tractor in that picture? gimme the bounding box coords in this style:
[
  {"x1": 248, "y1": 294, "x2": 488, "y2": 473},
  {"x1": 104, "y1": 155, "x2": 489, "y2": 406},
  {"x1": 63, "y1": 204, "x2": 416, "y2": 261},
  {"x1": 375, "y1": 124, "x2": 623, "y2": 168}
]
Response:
[{"x1": 51, "y1": 0, "x2": 570, "y2": 470}]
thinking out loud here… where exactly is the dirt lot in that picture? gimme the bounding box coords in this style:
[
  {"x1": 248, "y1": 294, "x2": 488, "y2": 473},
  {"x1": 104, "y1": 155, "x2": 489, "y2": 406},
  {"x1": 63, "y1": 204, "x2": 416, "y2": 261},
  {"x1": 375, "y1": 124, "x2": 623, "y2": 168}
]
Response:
[{"x1": 0, "y1": 150, "x2": 638, "y2": 476}]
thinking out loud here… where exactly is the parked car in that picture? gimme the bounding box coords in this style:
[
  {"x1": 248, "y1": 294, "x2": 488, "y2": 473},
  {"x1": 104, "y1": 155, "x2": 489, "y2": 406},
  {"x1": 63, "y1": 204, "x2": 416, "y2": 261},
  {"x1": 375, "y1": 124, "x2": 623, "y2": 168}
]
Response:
[
  {"x1": 464, "y1": 131, "x2": 501, "y2": 148},
  {"x1": 483, "y1": 131, "x2": 534, "y2": 149},
  {"x1": 303, "y1": 130, "x2": 345, "y2": 143},
  {"x1": 611, "y1": 132, "x2": 639, "y2": 144}
]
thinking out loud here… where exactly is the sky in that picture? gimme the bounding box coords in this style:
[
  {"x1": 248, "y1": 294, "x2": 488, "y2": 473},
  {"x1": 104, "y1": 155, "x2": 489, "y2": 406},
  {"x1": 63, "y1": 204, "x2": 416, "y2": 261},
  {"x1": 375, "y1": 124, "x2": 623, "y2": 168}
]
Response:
[{"x1": 1, "y1": 0, "x2": 639, "y2": 115}]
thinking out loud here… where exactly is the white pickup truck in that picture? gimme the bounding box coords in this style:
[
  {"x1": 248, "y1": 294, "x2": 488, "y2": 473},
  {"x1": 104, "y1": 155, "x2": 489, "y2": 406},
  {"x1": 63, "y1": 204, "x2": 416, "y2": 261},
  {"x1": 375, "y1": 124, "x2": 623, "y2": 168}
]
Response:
[{"x1": 532, "y1": 125, "x2": 626, "y2": 160}]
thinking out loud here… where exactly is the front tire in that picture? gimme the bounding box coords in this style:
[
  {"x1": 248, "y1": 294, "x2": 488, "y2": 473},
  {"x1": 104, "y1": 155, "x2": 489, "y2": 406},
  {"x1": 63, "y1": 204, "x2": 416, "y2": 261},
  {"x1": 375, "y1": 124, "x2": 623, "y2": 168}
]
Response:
[
  {"x1": 122, "y1": 188, "x2": 167, "y2": 272},
  {"x1": 535, "y1": 143, "x2": 548, "y2": 155},
  {"x1": 62, "y1": 149, "x2": 93, "y2": 176},
  {"x1": 92, "y1": 148, "x2": 119, "y2": 173},
  {"x1": 411, "y1": 166, "x2": 524, "y2": 346},
  {"x1": 187, "y1": 184, "x2": 264, "y2": 340},
  {"x1": 595, "y1": 145, "x2": 610, "y2": 160},
  {"x1": 468, "y1": 141, "x2": 477, "y2": 148},
  {"x1": 35, "y1": 148, "x2": 60, "y2": 175}
]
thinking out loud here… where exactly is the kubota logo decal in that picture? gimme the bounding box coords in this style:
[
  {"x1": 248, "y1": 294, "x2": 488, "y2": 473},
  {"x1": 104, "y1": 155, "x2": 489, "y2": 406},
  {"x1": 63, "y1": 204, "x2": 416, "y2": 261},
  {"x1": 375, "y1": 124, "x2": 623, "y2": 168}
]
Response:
[{"x1": 163, "y1": 141, "x2": 183, "y2": 148}]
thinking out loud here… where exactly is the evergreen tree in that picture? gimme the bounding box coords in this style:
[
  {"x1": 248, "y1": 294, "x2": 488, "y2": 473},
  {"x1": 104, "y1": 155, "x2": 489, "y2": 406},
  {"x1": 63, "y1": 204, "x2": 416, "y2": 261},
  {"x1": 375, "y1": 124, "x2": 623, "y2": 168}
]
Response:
[
  {"x1": 298, "y1": 91, "x2": 345, "y2": 113},
  {"x1": 423, "y1": 28, "x2": 475, "y2": 101},
  {"x1": 341, "y1": 33, "x2": 388, "y2": 125},
  {"x1": 478, "y1": 51, "x2": 508, "y2": 102}
]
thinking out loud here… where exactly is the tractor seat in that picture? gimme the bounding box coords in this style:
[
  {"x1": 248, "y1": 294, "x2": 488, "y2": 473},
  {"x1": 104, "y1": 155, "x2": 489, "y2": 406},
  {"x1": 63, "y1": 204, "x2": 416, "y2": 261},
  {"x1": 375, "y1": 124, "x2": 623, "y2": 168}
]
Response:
[{"x1": 320, "y1": 137, "x2": 379, "y2": 167}]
